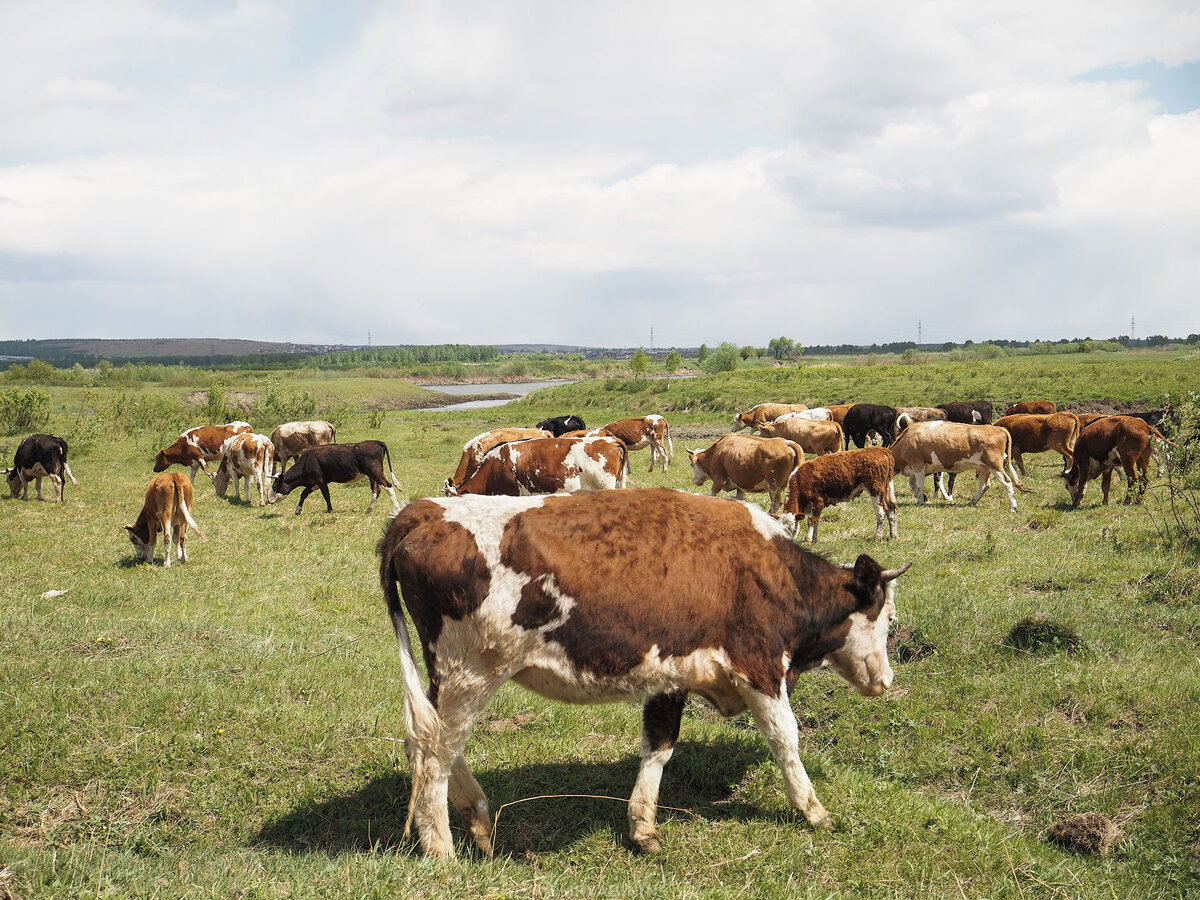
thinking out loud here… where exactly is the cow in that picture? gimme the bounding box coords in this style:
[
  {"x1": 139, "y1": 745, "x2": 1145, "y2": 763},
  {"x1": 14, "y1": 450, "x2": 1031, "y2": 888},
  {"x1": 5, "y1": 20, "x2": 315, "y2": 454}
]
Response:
[
  {"x1": 213, "y1": 432, "x2": 275, "y2": 506},
  {"x1": 1061, "y1": 415, "x2": 1160, "y2": 507},
  {"x1": 5, "y1": 434, "x2": 77, "y2": 502},
  {"x1": 598, "y1": 415, "x2": 673, "y2": 473},
  {"x1": 271, "y1": 441, "x2": 402, "y2": 515},
  {"x1": 1073, "y1": 413, "x2": 1109, "y2": 430},
  {"x1": 378, "y1": 488, "x2": 911, "y2": 857},
  {"x1": 778, "y1": 447, "x2": 898, "y2": 542},
  {"x1": 888, "y1": 421, "x2": 1021, "y2": 512},
  {"x1": 154, "y1": 421, "x2": 252, "y2": 483},
  {"x1": 789, "y1": 407, "x2": 832, "y2": 421},
  {"x1": 535, "y1": 415, "x2": 586, "y2": 437},
  {"x1": 269, "y1": 420, "x2": 336, "y2": 475},
  {"x1": 842, "y1": 404, "x2": 898, "y2": 449},
  {"x1": 731, "y1": 403, "x2": 808, "y2": 433},
  {"x1": 936, "y1": 401, "x2": 994, "y2": 425},
  {"x1": 443, "y1": 427, "x2": 552, "y2": 494},
  {"x1": 821, "y1": 404, "x2": 856, "y2": 425},
  {"x1": 993, "y1": 413, "x2": 1080, "y2": 476},
  {"x1": 757, "y1": 415, "x2": 844, "y2": 456},
  {"x1": 894, "y1": 407, "x2": 947, "y2": 434},
  {"x1": 686, "y1": 434, "x2": 804, "y2": 514},
  {"x1": 1003, "y1": 400, "x2": 1056, "y2": 416},
  {"x1": 123, "y1": 472, "x2": 204, "y2": 567},
  {"x1": 444, "y1": 436, "x2": 627, "y2": 496}
]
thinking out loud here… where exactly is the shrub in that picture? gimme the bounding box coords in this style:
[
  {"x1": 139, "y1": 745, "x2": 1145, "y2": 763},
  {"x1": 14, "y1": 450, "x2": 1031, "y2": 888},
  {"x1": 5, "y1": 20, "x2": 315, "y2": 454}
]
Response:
[
  {"x1": 701, "y1": 342, "x2": 740, "y2": 374},
  {"x1": 0, "y1": 387, "x2": 52, "y2": 433}
]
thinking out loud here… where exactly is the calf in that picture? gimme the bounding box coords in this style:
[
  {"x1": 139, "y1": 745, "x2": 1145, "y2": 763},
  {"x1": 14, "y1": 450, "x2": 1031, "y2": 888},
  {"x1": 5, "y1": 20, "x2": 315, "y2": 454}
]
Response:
[
  {"x1": 444, "y1": 436, "x2": 627, "y2": 496},
  {"x1": 269, "y1": 420, "x2": 336, "y2": 475},
  {"x1": 731, "y1": 403, "x2": 808, "y2": 433},
  {"x1": 757, "y1": 415, "x2": 844, "y2": 456},
  {"x1": 271, "y1": 441, "x2": 402, "y2": 515},
  {"x1": 599, "y1": 415, "x2": 673, "y2": 473},
  {"x1": 842, "y1": 403, "x2": 898, "y2": 449},
  {"x1": 993, "y1": 413, "x2": 1080, "y2": 476},
  {"x1": 686, "y1": 434, "x2": 804, "y2": 514},
  {"x1": 778, "y1": 447, "x2": 898, "y2": 542},
  {"x1": 5, "y1": 434, "x2": 77, "y2": 502},
  {"x1": 124, "y1": 472, "x2": 204, "y2": 567},
  {"x1": 1003, "y1": 400, "x2": 1056, "y2": 416},
  {"x1": 1061, "y1": 415, "x2": 1159, "y2": 507},
  {"x1": 155, "y1": 421, "x2": 252, "y2": 483},
  {"x1": 535, "y1": 415, "x2": 586, "y2": 436},
  {"x1": 379, "y1": 488, "x2": 910, "y2": 857},
  {"x1": 888, "y1": 421, "x2": 1021, "y2": 511},
  {"x1": 444, "y1": 427, "x2": 551, "y2": 494},
  {"x1": 214, "y1": 432, "x2": 275, "y2": 506}
]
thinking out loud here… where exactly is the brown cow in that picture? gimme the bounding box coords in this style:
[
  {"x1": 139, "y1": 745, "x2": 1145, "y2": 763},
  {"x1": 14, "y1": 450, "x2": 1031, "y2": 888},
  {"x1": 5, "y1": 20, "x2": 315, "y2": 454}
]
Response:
[
  {"x1": 686, "y1": 434, "x2": 804, "y2": 514},
  {"x1": 124, "y1": 472, "x2": 204, "y2": 567},
  {"x1": 779, "y1": 447, "x2": 898, "y2": 542},
  {"x1": 444, "y1": 436, "x2": 627, "y2": 496},
  {"x1": 443, "y1": 427, "x2": 551, "y2": 494},
  {"x1": 1062, "y1": 415, "x2": 1159, "y2": 507},
  {"x1": 269, "y1": 420, "x2": 336, "y2": 475},
  {"x1": 888, "y1": 421, "x2": 1021, "y2": 511},
  {"x1": 155, "y1": 421, "x2": 252, "y2": 483},
  {"x1": 598, "y1": 415, "x2": 673, "y2": 472},
  {"x1": 731, "y1": 403, "x2": 808, "y2": 433},
  {"x1": 1003, "y1": 400, "x2": 1056, "y2": 416},
  {"x1": 379, "y1": 488, "x2": 910, "y2": 856},
  {"x1": 994, "y1": 412, "x2": 1080, "y2": 476},
  {"x1": 757, "y1": 415, "x2": 844, "y2": 456}
]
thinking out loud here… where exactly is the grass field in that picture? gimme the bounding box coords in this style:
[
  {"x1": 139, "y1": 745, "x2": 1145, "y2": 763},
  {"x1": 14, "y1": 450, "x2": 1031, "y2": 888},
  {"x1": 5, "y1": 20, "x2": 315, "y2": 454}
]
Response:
[{"x1": 2, "y1": 353, "x2": 1199, "y2": 898}]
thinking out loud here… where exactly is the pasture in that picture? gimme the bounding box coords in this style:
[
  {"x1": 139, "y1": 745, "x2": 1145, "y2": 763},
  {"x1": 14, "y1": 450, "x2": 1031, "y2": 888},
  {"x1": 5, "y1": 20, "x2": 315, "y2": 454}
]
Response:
[{"x1": 2, "y1": 352, "x2": 1200, "y2": 898}]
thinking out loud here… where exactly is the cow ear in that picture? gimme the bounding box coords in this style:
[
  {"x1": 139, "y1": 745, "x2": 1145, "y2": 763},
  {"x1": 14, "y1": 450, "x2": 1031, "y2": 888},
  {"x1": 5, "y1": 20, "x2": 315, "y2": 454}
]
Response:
[
  {"x1": 852, "y1": 554, "x2": 883, "y2": 589},
  {"x1": 123, "y1": 525, "x2": 135, "y2": 534}
]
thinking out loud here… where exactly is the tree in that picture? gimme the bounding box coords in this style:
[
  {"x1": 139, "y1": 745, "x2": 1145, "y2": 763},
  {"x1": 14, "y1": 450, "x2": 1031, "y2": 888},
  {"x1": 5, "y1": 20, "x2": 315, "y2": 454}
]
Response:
[
  {"x1": 697, "y1": 344, "x2": 709, "y2": 364},
  {"x1": 664, "y1": 349, "x2": 682, "y2": 373},
  {"x1": 767, "y1": 336, "x2": 796, "y2": 360},
  {"x1": 701, "y1": 342, "x2": 741, "y2": 374},
  {"x1": 629, "y1": 347, "x2": 649, "y2": 377},
  {"x1": 740, "y1": 345, "x2": 758, "y2": 360}
]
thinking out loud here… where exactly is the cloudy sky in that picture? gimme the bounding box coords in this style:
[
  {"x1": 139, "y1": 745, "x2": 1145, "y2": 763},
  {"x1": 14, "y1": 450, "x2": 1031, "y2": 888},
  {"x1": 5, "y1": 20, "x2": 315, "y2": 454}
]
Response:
[{"x1": 1, "y1": 1, "x2": 1198, "y2": 349}]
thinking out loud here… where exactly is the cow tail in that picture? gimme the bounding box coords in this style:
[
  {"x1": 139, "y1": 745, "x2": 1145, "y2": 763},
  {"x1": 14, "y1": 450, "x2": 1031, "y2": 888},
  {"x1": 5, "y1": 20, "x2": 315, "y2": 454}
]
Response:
[
  {"x1": 664, "y1": 422, "x2": 674, "y2": 463},
  {"x1": 176, "y1": 483, "x2": 206, "y2": 540},
  {"x1": 1003, "y1": 431, "x2": 1032, "y2": 493},
  {"x1": 63, "y1": 461, "x2": 79, "y2": 486},
  {"x1": 617, "y1": 441, "x2": 629, "y2": 488},
  {"x1": 787, "y1": 440, "x2": 804, "y2": 480},
  {"x1": 1151, "y1": 426, "x2": 1177, "y2": 448},
  {"x1": 379, "y1": 539, "x2": 443, "y2": 839},
  {"x1": 382, "y1": 442, "x2": 404, "y2": 492}
]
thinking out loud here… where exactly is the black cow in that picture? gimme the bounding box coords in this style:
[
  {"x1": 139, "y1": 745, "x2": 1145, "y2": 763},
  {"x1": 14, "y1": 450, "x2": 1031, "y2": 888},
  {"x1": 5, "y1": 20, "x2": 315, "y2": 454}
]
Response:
[
  {"x1": 937, "y1": 401, "x2": 994, "y2": 425},
  {"x1": 5, "y1": 434, "x2": 77, "y2": 502},
  {"x1": 535, "y1": 415, "x2": 586, "y2": 436},
  {"x1": 271, "y1": 441, "x2": 402, "y2": 515},
  {"x1": 842, "y1": 404, "x2": 898, "y2": 449}
]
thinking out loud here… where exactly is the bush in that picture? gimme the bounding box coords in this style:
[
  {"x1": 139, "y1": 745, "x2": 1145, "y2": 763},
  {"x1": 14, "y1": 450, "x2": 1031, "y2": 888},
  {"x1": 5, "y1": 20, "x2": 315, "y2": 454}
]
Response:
[
  {"x1": 701, "y1": 342, "x2": 741, "y2": 374},
  {"x1": 0, "y1": 387, "x2": 52, "y2": 433},
  {"x1": 1147, "y1": 394, "x2": 1200, "y2": 548}
]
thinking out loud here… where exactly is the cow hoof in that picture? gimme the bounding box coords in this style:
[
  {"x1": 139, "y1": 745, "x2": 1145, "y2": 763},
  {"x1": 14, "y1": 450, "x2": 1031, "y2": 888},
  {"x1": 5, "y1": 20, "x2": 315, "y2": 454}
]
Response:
[{"x1": 632, "y1": 834, "x2": 662, "y2": 854}]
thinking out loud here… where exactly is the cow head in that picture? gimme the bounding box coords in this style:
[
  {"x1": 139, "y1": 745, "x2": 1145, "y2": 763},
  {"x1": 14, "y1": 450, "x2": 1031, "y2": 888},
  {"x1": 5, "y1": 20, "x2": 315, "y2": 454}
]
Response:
[
  {"x1": 212, "y1": 460, "x2": 231, "y2": 497},
  {"x1": 731, "y1": 413, "x2": 749, "y2": 432},
  {"x1": 6, "y1": 468, "x2": 22, "y2": 497},
  {"x1": 153, "y1": 450, "x2": 170, "y2": 472},
  {"x1": 1059, "y1": 461, "x2": 1091, "y2": 508},
  {"x1": 123, "y1": 525, "x2": 154, "y2": 562},
  {"x1": 684, "y1": 447, "x2": 709, "y2": 486},
  {"x1": 823, "y1": 556, "x2": 910, "y2": 698},
  {"x1": 442, "y1": 476, "x2": 461, "y2": 497}
]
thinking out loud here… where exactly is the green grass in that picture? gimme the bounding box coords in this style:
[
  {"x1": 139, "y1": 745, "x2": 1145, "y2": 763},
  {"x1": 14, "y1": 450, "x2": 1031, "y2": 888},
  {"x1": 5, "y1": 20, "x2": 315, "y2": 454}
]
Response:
[{"x1": 3, "y1": 353, "x2": 1200, "y2": 898}]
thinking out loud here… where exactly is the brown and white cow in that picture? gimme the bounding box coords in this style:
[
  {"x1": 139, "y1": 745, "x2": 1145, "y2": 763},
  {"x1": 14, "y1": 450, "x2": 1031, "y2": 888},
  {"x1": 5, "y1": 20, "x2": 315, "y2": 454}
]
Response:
[
  {"x1": 124, "y1": 472, "x2": 204, "y2": 567},
  {"x1": 778, "y1": 448, "x2": 898, "y2": 542},
  {"x1": 443, "y1": 427, "x2": 551, "y2": 494},
  {"x1": 1061, "y1": 415, "x2": 1159, "y2": 507},
  {"x1": 894, "y1": 406, "x2": 948, "y2": 434},
  {"x1": 598, "y1": 415, "x2": 673, "y2": 473},
  {"x1": 155, "y1": 421, "x2": 252, "y2": 483},
  {"x1": 731, "y1": 403, "x2": 808, "y2": 433},
  {"x1": 1003, "y1": 400, "x2": 1056, "y2": 416},
  {"x1": 213, "y1": 432, "x2": 275, "y2": 506},
  {"x1": 269, "y1": 420, "x2": 336, "y2": 475},
  {"x1": 444, "y1": 436, "x2": 627, "y2": 496},
  {"x1": 993, "y1": 412, "x2": 1080, "y2": 476},
  {"x1": 686, "y1": 434, "x2": 804, "y2": 514},
  {"x1": 5, "y1": 434, "x2": 78, "y2": 502},
  {"x1": 757, "y1": 415, "x2": 844, "y2": 456},
  {"x1": 379, "y1": 488, "x2": 910, "y2": 857},
  {"x1": 888, "y1": 421, "x2": 1021, "y2": 511}
]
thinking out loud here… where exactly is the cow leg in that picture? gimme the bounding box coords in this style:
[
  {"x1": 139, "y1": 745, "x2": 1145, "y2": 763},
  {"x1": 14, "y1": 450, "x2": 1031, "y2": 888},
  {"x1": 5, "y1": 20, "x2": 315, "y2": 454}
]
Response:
[
  {"x1": 871, "y1": 492, "x2": 887, "y2": 539},
  {"x1": 295, "y1": 486, "x2": 314, "y2": 514},
  {"x1": 935, "y1": 472, "x2": 955, "y2": 502},
  {"x1": 318, "y1": 482, "x2": 334, "y2": 512},
  {"x1": 188, "y1": 464, "x2": 200, "y2": 485},
  {"x1": 1101, "y1": 469, "x2": 1114, "y2": 505},
  {"x1": 162, "y1": 519, "x2": 173, "y2": 568},
  {"x1": 909, "y1": 470, "x2": 926, "y2": 505},
  {"x1": 34, "y1": 476, "x2": 44, "y2": 501},
  {"x1": 1121, "y1": 457, "x2": 1138, "y2": 505},
  {"x1": 49, "y1": 473, "x2": 64, "y2": 502},
  {"x1": 1013, "y1": 450, "x2": 1027, "y2": 477},
  {"x1": 740, "y1": 687, "x2": 830, "y2": 828},
  {"x1": 178, "y1": 523, "x2": 188, "y2": 563},
  {"x1": 767, "y1": 480, "x2": 783, "y2": 515},
  {"x1": 628, "y1": 691, "x2": 686, "y2": 853},
  {"x1": 807, "y1": 500, "x2": 824, "y2": 542}
]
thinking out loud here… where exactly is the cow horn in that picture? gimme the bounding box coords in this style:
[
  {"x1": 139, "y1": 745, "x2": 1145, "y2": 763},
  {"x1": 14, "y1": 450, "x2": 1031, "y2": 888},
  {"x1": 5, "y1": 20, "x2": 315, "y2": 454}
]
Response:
[{"x1": 881, "y1": 562, "x2": 912, "y2": 581}]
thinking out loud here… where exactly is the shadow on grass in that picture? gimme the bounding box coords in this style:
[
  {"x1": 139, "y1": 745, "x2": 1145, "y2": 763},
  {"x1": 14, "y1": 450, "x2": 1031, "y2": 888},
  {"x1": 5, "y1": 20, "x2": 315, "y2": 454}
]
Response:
[{"x1": 254, "y1": 738, "x2": 771, "y2": 858}]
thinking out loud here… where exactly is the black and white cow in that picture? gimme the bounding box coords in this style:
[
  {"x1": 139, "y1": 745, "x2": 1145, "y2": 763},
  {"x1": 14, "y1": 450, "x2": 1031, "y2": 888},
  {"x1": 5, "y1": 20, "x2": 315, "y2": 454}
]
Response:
[
  {"x1": 5, "y1": 434, "x2": 77, "y2": 502},
  {"x1": 271, "y1": 441, "x2": 402, "y2": 515},
  {"x1": 534, "y1": 415, "x2": 586, "y2": 436}
]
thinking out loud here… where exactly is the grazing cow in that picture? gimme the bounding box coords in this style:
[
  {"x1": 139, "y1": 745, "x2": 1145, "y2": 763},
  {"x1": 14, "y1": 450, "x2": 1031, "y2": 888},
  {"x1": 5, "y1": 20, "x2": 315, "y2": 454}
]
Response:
[
  {"x1": 1061, "y1": 415, "x2": 1159, "y2": 507},
  {"x1": 379, "y1": 488, "x2": 910, "y2": 857},
  {"x1": 778, "y1": 448, "x2": 898, "y2": 542},
  {"x1": 443, "y1": 427, "x2": 551, "y2": 494},
  {"x1": 936, "y1": 401, "x2": 994, "y2": 425},
  {"x1": 757, "y1": 415, "x2": 844, "y2": 456},
  {"x1": 124, "y1": 472, "x2": 204, "y2": 567},
  {"x1": 993, "y1": 413, "x2": 1080, "y2": 476},
  {"x1": 894, "y1": 407, "x2": 947, "y2": 434},
  {"x1": 154, "y1": 421, "x2": 252, "y2": 483},
  {"x1": 444, "y1": 436, "x2": 627, "y2": 496},
  {"x1": 1003, "y1": 400, "x2": 1056, "y2": 416},
  {"x1": 599, "y1": 415, "x2": 673, "y2": 473},
  {"x1": 889, "y1": 421, "x2": 1021, "y2": 511},
  {"x1": 5, "y1": 434, "x2": 77, "y2": 502},
  {"x1": 731, "y1": 403, "x2": 808, "y2": 433},
  {"x1": 535, "y1": 415, "x2": 586, "y2": 437},
  {"x1": 269, "y1": 420, "x2": 336, "y2": 475},
  {"x1": 213, "y1": 432, "x2": 275, "y2": 506},
  {"x1": 686, "y1": 434, "x2": 804, "y2": 514},
  {"x1": 271, "y1": 441, "x2": 402, "y2": 515},
  {"x1": 842, "y1": 404, "x2": 898, "y2": 449}
]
